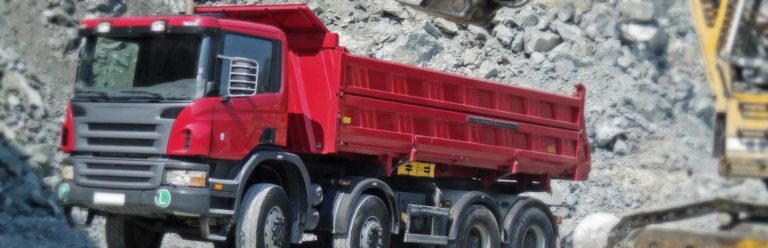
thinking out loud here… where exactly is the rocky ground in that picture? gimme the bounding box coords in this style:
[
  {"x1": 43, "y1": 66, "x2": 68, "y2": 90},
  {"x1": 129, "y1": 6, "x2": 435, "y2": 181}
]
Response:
[{"x1": 1, "y1": 0, "x2": 767, "y2": 247}]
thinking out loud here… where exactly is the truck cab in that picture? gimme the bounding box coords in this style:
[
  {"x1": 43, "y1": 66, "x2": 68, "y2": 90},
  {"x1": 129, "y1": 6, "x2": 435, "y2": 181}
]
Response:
[{"x1": 59, "y1": 10, "x2": 305, "y2": 247}]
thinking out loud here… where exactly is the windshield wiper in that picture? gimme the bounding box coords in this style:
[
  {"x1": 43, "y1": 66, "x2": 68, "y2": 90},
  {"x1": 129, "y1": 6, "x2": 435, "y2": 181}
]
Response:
[
  {"x1": 75, "y1": 90, "x2": 112, "y2": 100},
  {"x1": 119, "y1": 90, "x2": 167, "y2": 101}
]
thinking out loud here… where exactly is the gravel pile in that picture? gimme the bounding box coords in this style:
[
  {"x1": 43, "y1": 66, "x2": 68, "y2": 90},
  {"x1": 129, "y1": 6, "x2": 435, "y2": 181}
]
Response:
[{"x1": 1, "y1": 0, "x2": 767, "y2": 247}]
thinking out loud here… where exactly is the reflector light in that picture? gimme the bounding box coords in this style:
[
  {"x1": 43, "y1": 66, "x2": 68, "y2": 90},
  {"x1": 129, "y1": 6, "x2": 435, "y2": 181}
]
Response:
[
  {"x1": 151, "y1": 20, "x2": 167, "y2": 32},
  {"x1": 96, "y1": 22, "x2": 111, "y2": 33}
]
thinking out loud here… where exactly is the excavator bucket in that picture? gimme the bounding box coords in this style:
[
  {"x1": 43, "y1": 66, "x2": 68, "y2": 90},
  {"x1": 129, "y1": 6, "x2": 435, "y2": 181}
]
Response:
[{"x1": 395, "y1": 0, "x2": 519, "y2": 26}]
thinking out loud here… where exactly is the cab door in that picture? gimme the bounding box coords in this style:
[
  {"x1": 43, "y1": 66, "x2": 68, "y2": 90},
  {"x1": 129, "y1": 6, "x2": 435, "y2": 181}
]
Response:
[{"x1": 209, "y1": 32, "x2": 287, "y2": 160}]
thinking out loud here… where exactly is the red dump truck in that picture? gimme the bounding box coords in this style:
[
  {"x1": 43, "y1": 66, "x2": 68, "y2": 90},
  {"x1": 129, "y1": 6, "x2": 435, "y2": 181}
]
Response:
[{"x1": 56, "y1": 4, "x2": 590, "y2": 248}]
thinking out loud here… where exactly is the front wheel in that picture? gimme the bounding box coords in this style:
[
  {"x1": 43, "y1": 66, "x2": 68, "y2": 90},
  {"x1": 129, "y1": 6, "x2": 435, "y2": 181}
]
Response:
[
  {"x1": 333, "y1": 194, "x2": 391, "y2": 248},
  {"x1": 105, "y1": 215, "x2": 164, "y2": 248},
  {"x1": 449, "y1": 205, "x2": 501, "y2": 248},
  {"x1": 236, "y1": 183, "x2": 290, "y2": 248}
]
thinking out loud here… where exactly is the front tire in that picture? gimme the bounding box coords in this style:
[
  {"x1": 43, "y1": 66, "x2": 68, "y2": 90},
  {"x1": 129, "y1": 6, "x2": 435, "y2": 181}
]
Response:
[
  {"x1": 449, "y1": 205, "x2": 501, "y2": 248},
  {"x1": 236, "y1": 183, "x2": 290, "y2": 248},
  {"x1": 333, "y1": 194, "x2": 391, "y2": 248},
  {"x1": 507, "y1": 207, "x2": 555, "y2": 248},
  {"x1": 105, "y1": 215, "x2": 164, "y2": 248}
]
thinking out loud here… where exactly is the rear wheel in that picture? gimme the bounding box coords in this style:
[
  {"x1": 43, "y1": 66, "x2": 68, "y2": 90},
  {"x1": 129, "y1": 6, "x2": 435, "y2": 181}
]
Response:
[
  {"x1": 333, "y1": 194, "x2": 391, "y2": 248},
  {"x1": 449, "y1": 205, "x2": 500, "y2": 248},
  {"x1": 105, "y1": 215, "x2": 164, "y2": 248},
  {"x1": 507, "y1": 208, "x2": 555, "y2": 248},
  {"x1": 236, "y1": 183, "x2": 290, "y2": 248}
]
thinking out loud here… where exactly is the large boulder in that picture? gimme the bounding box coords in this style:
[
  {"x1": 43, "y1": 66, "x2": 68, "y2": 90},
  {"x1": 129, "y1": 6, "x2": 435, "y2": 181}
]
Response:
[
  {"x1": 620, "y1": 22, "x2": 668, "y2": 53},
  {"x1": 619, "y1": 0, "x2": 656, "y2": 23},
  {"x1": 573, "y1": 213, "x2": 620, "y2": 248},
  {"x1": 524, "y1": 28, "x2": 562, "y2": 54}
]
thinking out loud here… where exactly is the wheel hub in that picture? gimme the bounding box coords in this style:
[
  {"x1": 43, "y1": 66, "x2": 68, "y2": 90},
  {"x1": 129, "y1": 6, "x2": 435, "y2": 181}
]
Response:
[
  {"x1": 359, "y1": 216, "x2": 383, "y2": 248},
  {"x1": 263, "y1": 206, "x2": 286, "y2": 248},
  {"x1": 521, "y1": 224, "x2": 545, "y2": 248},
  {"x1": 468, "y1": 224, "x2": 491, "y2": 248}
]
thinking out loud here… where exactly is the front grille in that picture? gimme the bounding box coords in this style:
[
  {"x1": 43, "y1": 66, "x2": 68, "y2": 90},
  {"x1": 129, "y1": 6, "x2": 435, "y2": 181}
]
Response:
[
  {"x1": 88, "y1": 123, "x2": 156, "y2": 132},
  {"x1": 87, "y1": 138, "x2": 155, "y2": 147},
  {"x1": 87, "y1": 163, "x2": 152, "y2": 171},
  {"x1": 75, "y1": 159, "x2": 164, "y2": 189},
  {"x1": 72, "y1": 102, "x2": 185, "y2": 155}
]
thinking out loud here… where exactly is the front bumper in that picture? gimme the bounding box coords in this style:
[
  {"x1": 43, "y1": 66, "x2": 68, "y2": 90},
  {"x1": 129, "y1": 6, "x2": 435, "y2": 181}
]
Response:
[
  {"x1": 58, "y1": 155, "x2": 212, "y2": 217},
  {"x1": 58, "y1": 180, "x2": 210, "y2": 217}
]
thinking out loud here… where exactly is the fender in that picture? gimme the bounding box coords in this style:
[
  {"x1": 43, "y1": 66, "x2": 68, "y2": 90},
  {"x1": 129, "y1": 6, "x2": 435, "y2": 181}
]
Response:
[
  {"x1": 233, "y1": 151, "x2": 313, "y2": 243},
  {"x1": 446, "y1": 191, "x2": 503, "y2": 240},
  {"x1": 501, "y1": 197, "x2": 558, "y2": 243},
  {"x1": 330, "y1": 177, "x2": 399, "y2": 234}
]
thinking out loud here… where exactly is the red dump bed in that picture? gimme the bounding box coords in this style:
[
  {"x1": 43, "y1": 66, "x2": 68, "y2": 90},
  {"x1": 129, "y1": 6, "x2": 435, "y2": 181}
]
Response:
[{"x1": 196, "y1": 4, "x2": 591, "y2": 181}]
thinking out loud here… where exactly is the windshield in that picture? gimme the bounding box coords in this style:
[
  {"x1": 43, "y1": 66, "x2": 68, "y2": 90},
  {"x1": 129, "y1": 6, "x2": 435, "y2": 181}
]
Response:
[
  {"x1": 75, "y1": 34, "x2": 210, "y2": 101},
  {"x1": 722, "y1": 0, "x2": 768, "y2": 92}
]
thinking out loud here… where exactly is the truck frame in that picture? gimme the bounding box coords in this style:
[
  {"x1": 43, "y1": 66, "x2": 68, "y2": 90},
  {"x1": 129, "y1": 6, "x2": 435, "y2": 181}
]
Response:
[{"x1": 57, "y1": 4, "x2": 590, "y2": 248}]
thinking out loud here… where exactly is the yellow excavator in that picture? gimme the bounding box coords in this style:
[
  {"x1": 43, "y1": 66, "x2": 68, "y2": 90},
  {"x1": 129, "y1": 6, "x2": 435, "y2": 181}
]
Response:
[
  {"x1": 602, "y1": 0, "x2": 768, "y2": 247},
  {"x1": 400, "y1": 0, "x2": 768, "y2": 247}
]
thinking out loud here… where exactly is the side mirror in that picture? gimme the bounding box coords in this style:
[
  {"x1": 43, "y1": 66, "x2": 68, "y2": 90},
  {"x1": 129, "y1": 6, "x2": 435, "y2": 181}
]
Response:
[{"x1": 219, "y1": 55, "x2": 259, "y2": 97}]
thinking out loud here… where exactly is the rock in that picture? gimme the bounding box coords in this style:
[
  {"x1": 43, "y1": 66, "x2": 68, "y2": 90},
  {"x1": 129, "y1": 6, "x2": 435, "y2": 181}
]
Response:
[
  {"x1": 531, "y1": 52, "x2": 547, "y2": 64},
  {"x1": 553, "y1": 20, "x2": 586, "y2": 42},
  {"x1": 377, "y1": 0, "x2": 404, "y2": 19},
  {"x1": 510, "y1": 34, "x2": 524, "y2": 53},
  {"x1": 579, "y1": 5, "x2": 619, "y2": 41},
  {"x1": 612, "y1": 139, "x2": 630, "y2": 155},
  {"x1": 434, "y1": 18, "x2": 459, "y2": 35},
  {"x1": 558, "y1": 2, "x2": 576, "y2": 22},
  {"x1": 462, "y1": 49, "x2": 480, "y2": 65},
  {"x1": 1, "y1": 71, "x2": 44, "y2": 109},
  {"x1": 375, "y1": 34, "x2": 444, "y2": 64},
  {"x1": 691, "y1": 97, "x2": 715, "y2": 125},
  {"x1": 468, "y1": 25, "x2": 490, "y2": 40},
  {"x1": 478, "y1": 60, "x2": 500, "y2": 78},
  {"x1": 511, "y1": 7, "x2": 539, "y2": 27},
  {"x1": 573, "y1": 213, "x2": 620, "y2": 248},
  {"x1": 596, "y1": 122, "x2": 625, "y2": 148},
  {"x1": 620, "y1": 0, "x2": 656, "y2": 23},
  {"x1": 620, "y1": 22, "x2": 668, "y2": 53},
  {"x1": 492, "y1": 24, "x2": 516, "y2": 47},
  {"x1": 524, "y1": 29, "x2": 562, "y2": 54},
  {"x1": 536, "y1": 8, "x2": 557, "y2": 30},
  {"x1": 616, "y1": 54, "x2": 635, "y2": 70}
]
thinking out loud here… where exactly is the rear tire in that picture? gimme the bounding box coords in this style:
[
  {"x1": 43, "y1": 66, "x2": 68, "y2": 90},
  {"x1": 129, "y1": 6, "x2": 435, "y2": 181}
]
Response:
[
  {"x1": 236, "y1": 184, "x2": 290, "y2": 248},
  {"x1": 333, "y1": 194, "x2": 391, "y2": 248},
  {"x1": 506, "y1": 207, "x2": 555, "y2": 248},
  {"x1": 449, "y1": 205, "x2": 500, "y2": 248},
  {"x1": 105, "y1": 215, "x2": 164, "y2": 248}
]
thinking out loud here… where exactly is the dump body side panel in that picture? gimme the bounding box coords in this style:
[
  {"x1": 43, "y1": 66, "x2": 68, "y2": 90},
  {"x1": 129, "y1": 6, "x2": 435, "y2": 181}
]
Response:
[{"x1": 336, "y1": 54, "x2": 590, "y2": 180}]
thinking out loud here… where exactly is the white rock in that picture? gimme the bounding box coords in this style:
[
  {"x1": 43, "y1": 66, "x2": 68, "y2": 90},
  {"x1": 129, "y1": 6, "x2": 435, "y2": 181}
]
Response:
[
  {"x1": 557, "y1": 2, "x2": 576, "y2": 22},
  {"x1": 375, "y1": 34, "x2": 443, "y2": 65},
  {"x1": 512, "y1": 8, "x2": 539, "y2": 27},
  {"x1": 620, "y1": 0, "x2": 656, "y2": 23},
  {"x1": 524, "y1": 29, "x2": 562, "y2": 54},
  {"x1": 620, "y1": 22, "x2": 668, "y2": 52},
  {"x1": 434, "y1": 18, "x2": 459, "y2": 35},
  {"x1": 492, "y1": 25, "x2": 516, "y2": 46},
  {"x1": 613, "y1": 139, "x2": 630, "y2": 155},
  {"x1": 531, "y1": 52, "x2": 547, "y2": 64},
  {"x1": 596, "y1": 122, "x2": 625, "y2": 148},
  {"x1": 510, "y1": 34, "x2": 524, "y2": 53},
  {"x1": 573, "y1": 213, "x2": 620, "y2": 248},
  {"x1": 553, "y1": 21, "x2": 586, "y2": 42}
]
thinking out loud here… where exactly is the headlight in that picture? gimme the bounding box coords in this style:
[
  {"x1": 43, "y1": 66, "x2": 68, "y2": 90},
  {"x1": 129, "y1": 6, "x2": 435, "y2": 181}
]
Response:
[
  {"x1": 164, "y1": 170, "x2": 206, "y2": 187},
  {"x1": 62, "y1": 165, "x2": 74, "y2": 180}
]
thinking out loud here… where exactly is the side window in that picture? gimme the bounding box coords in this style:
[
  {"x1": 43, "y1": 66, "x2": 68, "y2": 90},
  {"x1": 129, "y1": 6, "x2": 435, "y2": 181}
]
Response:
[{"x1": 220, "y1": 33, "x2": 281, "y2": 93}]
